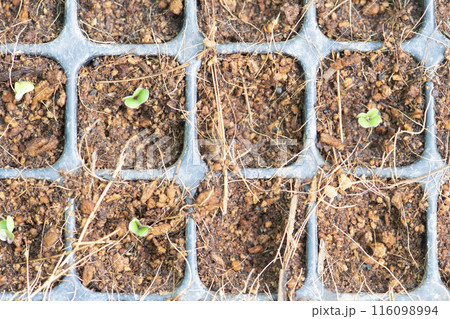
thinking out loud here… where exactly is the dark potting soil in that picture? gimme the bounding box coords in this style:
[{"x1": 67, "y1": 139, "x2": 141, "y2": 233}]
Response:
[
  {"x1": 193, "y1": 176, "x2": 308, "y2": 298},
  {"x1": 433, "y1": 49, "x2": 450, "y2": 162},
  {"x1": 68, "y1": 173, "x2": 187, "y2": 295},
  {"x1": 316, "y1": 44, "x2": 426, "y2": 168},
  {"x1": 316, "y1": 0, "x2": 424, "y2": 42},
  {"x1": 77, "y1": 55, "x2": 186, "y2": 170},
  {"x1": 0, "y1": 55, "x2": 66, "y2": 169},
  {"x1": 438, "y1": 177, "x2": 450, "y2": 289},
  {"x1": 78, "y1": 0, "x2": 184, "y2": 44},
  {"x1": 0, "y1": 179, "x2": 69, "y2": 293},
  {"x1": 436, "y1": 0, "x2": 450, "y2": 39},
  {"x1": 198, "y1": 0, "x2": 303, "y2": 43},
  {"x1": 0, "y1": 0, "x2": 64, "y2": 44},
  {"x1": 197, "y1": 53, "x2": 305, "y2": 171},
  {"x1": 316, "y1": 171, "x2": 427, "y2": 293}
]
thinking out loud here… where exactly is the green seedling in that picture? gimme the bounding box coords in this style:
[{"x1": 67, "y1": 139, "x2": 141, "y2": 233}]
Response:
[
  {"x1": 122, "y1": 88, "x2": 149, "y2": 109},
  {"x1": 128, "y1": 218, "x2": 151, "y2": 237},
  {"x1": 357, "y1": 108, "x2": 382, "y2": 128},
  {"x1": 0, "y1": 216, "x2": 15, "y2": 244},
  {"x1": 14, "y1": 81, "x2": 35, "y2": 101}
]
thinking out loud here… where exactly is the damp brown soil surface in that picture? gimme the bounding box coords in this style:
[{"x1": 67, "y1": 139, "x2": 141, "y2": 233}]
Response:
[
  {"x1": 198, "y1": 0, "x2": 303, "y2": 43},
  {"x1": 316, "y1": 45, "x2": 426, "y2": 168},
  {"x1": 0, "y1": 0, "x2": 64, "y2": 44},
  {"x1": 0, "y1": 55, "x2": 66, "y2": 169},
  {"x1": 68, "y1": 173, "x2": 187, "y2": 295},
  {"x1": 77, "y1": 55, "x2": 186, "y2": 170},
  {"x1": 433, "y1": 49, "x2": 450, "y2": 162},
  {"x1": 193, "y1": 177, "x2": 308, "y2": 299},
  {"x1": 78, "y1": 0, "x2": 184, "y2": 44},
  {"x1": 197, "y1": 53, "x2": 305, "y2": 171},
  {"x1": 316, "y1": 171, "x2": 427, "y2": 293},
  {"x1": 437, "y1": 177, "x2": 450, "y2": 289},
  {"x1": 436, "y1": 0, "x2": 450, "y2": 39},
  {"x1": 0, "y1": 179, "x2": 69, "y2": 293},
  {"x1": 316, "y1": 0, "x2": 424, "y2": 42}
]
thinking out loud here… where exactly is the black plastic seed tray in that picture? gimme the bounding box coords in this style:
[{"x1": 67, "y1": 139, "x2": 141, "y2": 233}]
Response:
[{"x1": 0, "y1": 0, "x2": 449, "y2": 301}]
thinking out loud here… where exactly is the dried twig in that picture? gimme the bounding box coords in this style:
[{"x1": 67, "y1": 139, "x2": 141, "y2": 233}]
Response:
[
  {"x1": 77, "y1": 137, "x2": 131, "y2": 244},
  {"x1": 336, "y1": 69, "x2": 344, "y2": 143},
  {"x1": 278, "y1": 178, "x2": 301, "y2": 301}
]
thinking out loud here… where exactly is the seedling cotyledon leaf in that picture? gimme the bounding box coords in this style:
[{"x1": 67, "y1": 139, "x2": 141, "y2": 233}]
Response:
[
  {"x1": 357, "y1": 108, "x2": 382, "y2": 128},
  {"x1": 122, "y1": 88, "x2": 149, "y2": 109},
  {"x1": 14, "y1": 81, "x2": 35, "y2": 101},
  {"x1": 129, "y1": 218, "x2": 151, "y2": 237},
  {"x1": 0, "y1": 216, "x2": 15, "y2": 244}
]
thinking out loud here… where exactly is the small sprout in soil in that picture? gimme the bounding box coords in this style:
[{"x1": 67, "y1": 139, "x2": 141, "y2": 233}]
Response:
[
  {"x1": 357, "y1": 108, "x2": 382, "y2": 128},
  {"x1": 128, "y1": 218, "x2": 151, "y2": 237},
  {"x1": 0, "y1": 216, "x2": 15, "y2": 244},
  {"x1": 122, "y1": 88, "x2": 149, "y2": 109},
  {"x1": 14, "y1": 80, "x2": 35, "y2": 101}
]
